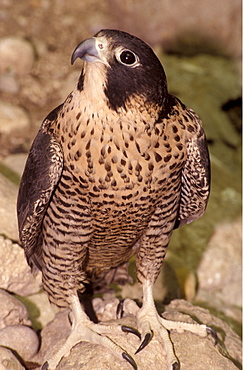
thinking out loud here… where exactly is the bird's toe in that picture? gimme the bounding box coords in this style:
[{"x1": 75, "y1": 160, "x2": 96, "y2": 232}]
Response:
[
  {"x1": 116, "y1": 298, "x2": 125, "y2": 319},
  {"x1": 172, "y1": 361, "x2": 180, "y2": 370},
  {"x1": 121, "y1": 325, "x2": 141, "y2": 339},
  {"x1": 206, "y1": 325, "x2": 218, "y2": 345},
  {"x1": 122, "y1": 352, "x2": 138, "y2": 370},
  {"x1": 135, "y1": 332, "x2": 152, "y2": 354},
  {"x1": 41, "y1": 361, "x2": 49, "y2": 370}
]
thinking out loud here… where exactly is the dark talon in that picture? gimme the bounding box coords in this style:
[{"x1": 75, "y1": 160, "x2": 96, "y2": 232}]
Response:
[
  {"x1": 135, "y1": 332, "x2": 152, "y2": 354},
  {"x1": 122, "y1": 352, "x2": 137, "y2": 370},
  {"x1": 172, "y1": 361, "x2": 180, "y2": 370},
  {"x1": 41, "y1": 361, "x2": 49, "y2": 370},
  {"x1": 116, "y1": 299, "x2": 125, "y2": 319},
  {"x1": 206, "y1": 326, "x2": 218, "y2": 346},
  {"x1": 121, "y1": 325, "x2": 141, "y2": 339}
]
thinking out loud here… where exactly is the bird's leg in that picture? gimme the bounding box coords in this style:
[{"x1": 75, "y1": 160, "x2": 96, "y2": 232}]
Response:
[
  {"x1": 135, "y1": 280, "x2": 216, "y2": 370},
  {"x1": 42, "y1": 294, "x2": 139, "y2": 370}
]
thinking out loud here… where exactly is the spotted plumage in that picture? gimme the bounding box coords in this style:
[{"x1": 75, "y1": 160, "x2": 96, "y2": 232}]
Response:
[{"x1": 17, "y1": 29, "x2": 211, "y2": 369}]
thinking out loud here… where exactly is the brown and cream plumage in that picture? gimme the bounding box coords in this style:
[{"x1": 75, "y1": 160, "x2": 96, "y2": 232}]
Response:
[{"x1": 17, "y1": 29, "x2": 213, "y2": 369}]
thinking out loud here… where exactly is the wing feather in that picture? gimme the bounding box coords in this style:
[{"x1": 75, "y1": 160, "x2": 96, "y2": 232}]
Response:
[
  {"x1": 17, "y1": 115, "x2": 63, "y2": 270},
  {"x1": 175, "y1": 116, "x2": 210, "y2": 228}
]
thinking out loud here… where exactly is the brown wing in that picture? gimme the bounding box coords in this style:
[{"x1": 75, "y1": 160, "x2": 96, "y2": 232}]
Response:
[
  {"x1": 17, "y1": 111, "x2": 63, "y2": 271},
  {"x1": 175, "y1": 114, "x2": 210, "y2": 228}
]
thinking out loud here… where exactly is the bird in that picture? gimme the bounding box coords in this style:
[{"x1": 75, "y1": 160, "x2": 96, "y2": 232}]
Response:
[{"x1": 17, "y1": 29, "x2": 214, "y2": 370}]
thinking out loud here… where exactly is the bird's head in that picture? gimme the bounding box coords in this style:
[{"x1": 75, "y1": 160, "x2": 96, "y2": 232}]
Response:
[{"x1": 71, "y1": 29, "x2": 168, "y2": 113}]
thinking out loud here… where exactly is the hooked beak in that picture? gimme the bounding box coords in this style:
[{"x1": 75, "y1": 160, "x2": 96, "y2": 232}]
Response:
[{"x1": 71, "y1": 37, "x2": 103, "y2": 65}]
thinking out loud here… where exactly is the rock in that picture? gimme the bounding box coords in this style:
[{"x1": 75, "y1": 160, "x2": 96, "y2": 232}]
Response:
[
  {"x1": 0, "y1": 37, "x2": 35, "y2": 76},
  {"x1": 24, "y1": 291, "x2": 57, "y2": 331},
  {"x1": 196, "y1": 217, "x2": 242, "y2": 331},
  {"x1": 0, "y1": 170, "x2": 41, "y2": 296},
  {"x1": 161, "y1": 54, "x2": 240, "y2": 153},
  {"x1": 0, "y1": 325, "x2": 39, "y2": 361},
  {"x1": 0, "y1": 236, "x2": 41, "y2": 296},
  {"x1": 36, "y1": 298, "x2": 241, "y2": 370},
  {"x1": 2, "y1": 153, "x2": 27, "y2": 177},
  {"x1": 35, "y1": 310, "x2": 70, "y2": 366},
  {"x1": 166, "y1": 299, "x2": 242, "y2": 367},
  {"x1": 0, "y1": 73, "x2": 19, "y2": 94},
  {"x1": 0, "y1": 101, "x2": 30, "y2": 135},
  {"x1": 194, "y1": 290, "x2": 242, "y2": 337},
  {"x1": 59, "y1": 70, "x2": 80, "y2": 102},
  {"x1": 0, "y1": 346, "x2": 25, "y2": 370},
  {"x1": 0, "y1": 289, "x2": 31, "y2": 329},
  {"x1": 0, "y1": 173, "x2": 19, "y2": 240},
  {"x1": 112, "y1": 0, "x2": 241, "y2": 59},
  {"x1": 92, "y1": 294, "x2": 121, "y2": 321},
  {"x1": 197, "y1": 217, "x2": 241, "y2": 306},
  {"x1": 158, "y1": 53, "x2": 241, "y2": 294}
]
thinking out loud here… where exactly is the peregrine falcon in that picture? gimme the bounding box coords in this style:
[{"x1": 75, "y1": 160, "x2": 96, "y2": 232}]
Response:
[{"x1": 17, "y1": 29, "x2": 213, "y2": 369}]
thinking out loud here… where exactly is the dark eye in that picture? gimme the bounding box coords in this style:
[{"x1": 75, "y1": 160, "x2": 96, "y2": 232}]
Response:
[{"x1": 118, "y1": 50, "x2": 139, "y2": 66}]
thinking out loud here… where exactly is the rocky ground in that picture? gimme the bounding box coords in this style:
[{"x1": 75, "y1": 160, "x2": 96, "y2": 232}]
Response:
[{"x1": 0, "y1": 1, "x2": 241, "y2": 369}]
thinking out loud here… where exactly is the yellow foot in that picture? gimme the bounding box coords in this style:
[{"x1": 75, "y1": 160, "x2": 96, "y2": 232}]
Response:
[
  {"x1": 135, "y1": 281, "x2": 217, "y2": 370},
  {"x1": 41, "y1": 295, "x2": 139, "y2": 370}
]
